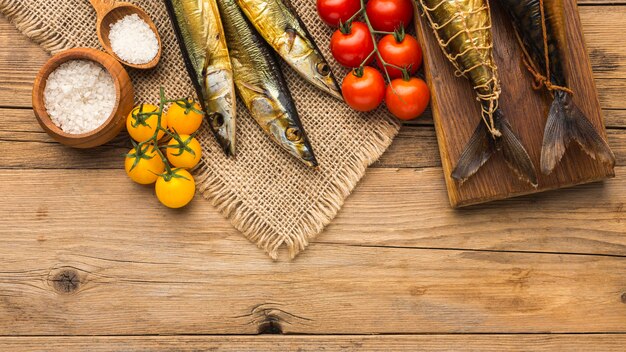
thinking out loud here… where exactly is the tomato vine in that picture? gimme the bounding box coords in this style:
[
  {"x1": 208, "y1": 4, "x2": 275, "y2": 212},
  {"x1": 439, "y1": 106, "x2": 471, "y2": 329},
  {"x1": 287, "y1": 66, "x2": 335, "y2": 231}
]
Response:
[{"x1": 126, "y1": 87, "x2": 203, "y2": 182}]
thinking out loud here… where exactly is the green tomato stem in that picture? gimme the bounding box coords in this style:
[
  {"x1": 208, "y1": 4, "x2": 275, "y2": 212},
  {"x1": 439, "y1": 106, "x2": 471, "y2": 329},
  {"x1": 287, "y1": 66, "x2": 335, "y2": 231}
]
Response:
[
  {"x1": 130, "y1": 87, "x2": 201, "y2": 180},
  {"x1": 356, "y1": 0, "x2": 405, "y2": 98}
]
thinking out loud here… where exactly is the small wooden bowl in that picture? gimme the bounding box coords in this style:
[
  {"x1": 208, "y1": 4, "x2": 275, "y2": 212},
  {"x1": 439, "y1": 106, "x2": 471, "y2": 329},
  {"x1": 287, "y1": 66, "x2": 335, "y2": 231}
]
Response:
[
  {"x1": 91, "y1": 0, "x2": 162, "y2": 69},
  {"x1": 32, "y1": 48, "x2": 135, "y2": 149}
]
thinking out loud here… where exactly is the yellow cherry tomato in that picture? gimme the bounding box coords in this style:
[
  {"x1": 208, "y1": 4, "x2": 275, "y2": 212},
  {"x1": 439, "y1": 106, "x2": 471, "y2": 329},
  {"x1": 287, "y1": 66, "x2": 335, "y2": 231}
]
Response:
[
  {"x1": 167, "y1": 99, "x2": 204, "y2": 135},
  {"x1": 124, "y1": 144, "x2": 165, "y2": 185},
  {"x1": 126, "y1": 104, "x2": 168, "y2": 142},
  {"x1": 155, "y1": 169, "x2": 196, "y2": 209},
  {"x1": 166, "y1": 134, "x2": 202, "y2": 169}
]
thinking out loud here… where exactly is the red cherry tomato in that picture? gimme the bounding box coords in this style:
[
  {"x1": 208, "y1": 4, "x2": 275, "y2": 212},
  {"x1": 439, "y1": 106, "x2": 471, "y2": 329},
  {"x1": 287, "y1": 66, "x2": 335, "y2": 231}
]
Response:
[
  {"x1": 377, "y1": 33, "x2": 423, "y2": 79},
  {"x1": 366, "y1": 0, "x2": 414, "y2": 32},
  {"x1": 342, "y1": 66, "x2": 386, "y2": 112},
  {"x1": 330, "y1": 22, "x2": 375, "y2": 68},
  {"x1": 385, "y1": 77, "x2": 430, "y2": 120},
  {"x1": 316, "y1": 0, "x2": 361, "y2": 27}
]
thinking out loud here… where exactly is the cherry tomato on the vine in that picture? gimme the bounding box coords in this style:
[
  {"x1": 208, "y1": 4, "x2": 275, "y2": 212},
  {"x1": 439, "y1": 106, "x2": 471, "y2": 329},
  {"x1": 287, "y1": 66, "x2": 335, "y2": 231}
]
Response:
[
  {"x1": 126, "y1": 104, "x2": 167, "y2": 143},
  {"x1": 385, "y1": 77, "x2": 430, "y2": 121},
  {"x1": 330, "y1": 22, "x2": 374, "y2": 68},
  {"x1": 155, "y1": 169, "x2": 196, "y2": 209},
  {"x1": 366, "y1": 0, "x2": 414, "y2": 32},
  {"x1": 166, "y1": 99, "x2": 204, "y2": 135},
  {"x1": 342, "y1": 66, "x2": 386, "y2": 112},
  {"x1": 317, "y1": 0, "x2": 361, "y2": 27},
  {"x1": 378, "y1": 33, "x2": 423, "y2": 79},
  {"x1": 166, "y1": 135, "x2": 202, "y2": 169},
  {"x1": 124, "y1": 144, "x2": 165, "y2": 185}
]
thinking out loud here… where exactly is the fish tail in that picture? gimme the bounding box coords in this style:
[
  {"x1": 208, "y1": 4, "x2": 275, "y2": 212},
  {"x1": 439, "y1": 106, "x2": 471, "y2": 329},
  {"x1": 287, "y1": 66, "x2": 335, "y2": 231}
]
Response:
[
  {"x1": 451, "y1": 122, "x2": 495, "y2": 183},
  {"x1": 499, "y1": 116, "x2": 539, "y2": 187},
  {"x1": 541, "y1": 90, "x2": 615, "y2": 174},
  {"x1": 452, "y1": 109, "x2": 538, "y2": 187}
]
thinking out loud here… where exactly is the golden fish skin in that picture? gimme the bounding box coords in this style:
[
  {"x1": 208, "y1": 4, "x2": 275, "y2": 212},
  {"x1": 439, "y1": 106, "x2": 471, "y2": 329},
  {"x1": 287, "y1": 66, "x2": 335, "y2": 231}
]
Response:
[
  {"x1": 419, "y1": 0, "x2": 498, "y2": 100},
  {"x1": 235, "y1": 0, "x2": 343, "y2": 100},
  {"x1": 418, "y1": 0, "x2": 537, "y2": 186},
  {"x1": 217, "y1": 0, "x2": 318, "y2": 168},
  {"x1": 165, "y1": 0, "x2": 237, "y2": 156}
]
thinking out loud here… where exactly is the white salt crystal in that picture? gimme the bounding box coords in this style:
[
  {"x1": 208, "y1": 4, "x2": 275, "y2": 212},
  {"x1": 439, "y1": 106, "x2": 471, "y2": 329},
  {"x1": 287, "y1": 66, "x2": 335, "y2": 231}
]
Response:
[
  {"x1": 109, "y1": 14, "x2": 159, "y2": 65},
  {"x1": 43, "y1": 60, "x2": 116, "y2": 135}
]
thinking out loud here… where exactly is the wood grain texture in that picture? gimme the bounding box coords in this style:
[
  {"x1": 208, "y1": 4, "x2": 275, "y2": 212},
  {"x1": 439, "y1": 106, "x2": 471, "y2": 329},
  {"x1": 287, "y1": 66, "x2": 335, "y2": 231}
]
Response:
[
  {"x1": 0, "y1": 166, "x2": 624, "y2": 257},
  {"x1": 2, "y1": 108, "x2": 625, "y2": 170},
  {"x1": 415, "y1": 0, "x2": 615, "y2": 207},
  {"x1": 1, "y1": 335, "x2": 626, "y2": 351},
  {"x1": 0, "y1": 168, "x2": 625, "y2": 335},
  {"x1": 0, "y1": 1, "x2": 626, "y2": 348}
]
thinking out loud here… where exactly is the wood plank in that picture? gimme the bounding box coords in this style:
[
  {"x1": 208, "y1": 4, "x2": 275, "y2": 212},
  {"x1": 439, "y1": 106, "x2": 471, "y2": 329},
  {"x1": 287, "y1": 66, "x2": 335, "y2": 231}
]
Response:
[
  {"x1": 1, "y1": 108, "x2": 624, "y2": 169},
  {"x1": 1, "y1": 6, "x2": 626, "y2": 109},
  {"x1": 0, "y1": 168, "x2": 625, "y2": 335},
  {"x1": 1, "y1": 335, "x2": 626, "y2": 351},
  {"x1": 0, "y1": 18, "x2": 48, "y2": 108},
  {"x1": 322, "y1": 167, "x2": 626, "y2": 256},
  {"x1": 0, "y1": 167, "x2": 624, "y2": 259},
  {"x1": 375, "y1": 124, "x2": 626, "y2": 168},
  {"x1": 416, "y1": 0, "x2": 616, "y2": 207}
]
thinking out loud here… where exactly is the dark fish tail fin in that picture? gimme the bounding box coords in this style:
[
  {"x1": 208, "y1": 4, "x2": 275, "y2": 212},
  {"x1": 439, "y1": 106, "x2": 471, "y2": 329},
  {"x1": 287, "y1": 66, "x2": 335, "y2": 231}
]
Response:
[
  {"x1": 451, "y1": 122, "x2": 495, "y2": 183},
  {"x1": 452, "y1": 110, "x2": 538, "y2": 187},
  {"x1": 541, "y1": 91, "x2": 615, "y2": 174},
  {"x1": 499, "y1": 117, "x2": 538, "y2": 187}
]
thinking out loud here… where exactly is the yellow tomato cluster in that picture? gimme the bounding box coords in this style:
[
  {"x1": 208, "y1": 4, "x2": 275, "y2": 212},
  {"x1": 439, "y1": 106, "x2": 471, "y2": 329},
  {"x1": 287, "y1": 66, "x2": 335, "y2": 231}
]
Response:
[{"x1": 124, "y1": 100, "x2": 205, "y2": 209}]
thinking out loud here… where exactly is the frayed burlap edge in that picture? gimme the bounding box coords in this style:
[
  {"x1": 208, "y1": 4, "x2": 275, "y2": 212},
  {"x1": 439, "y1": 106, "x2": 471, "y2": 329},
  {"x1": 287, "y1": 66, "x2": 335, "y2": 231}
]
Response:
[
  {"x1": 0, "y1": 0, "x2": 73, "y2": 54},
  {"x1": 1, "y1": 0, "x2": 402, "y2": 260},
  {"x1": 196, "y1": 118, "x2": 400, "y2": 260}
]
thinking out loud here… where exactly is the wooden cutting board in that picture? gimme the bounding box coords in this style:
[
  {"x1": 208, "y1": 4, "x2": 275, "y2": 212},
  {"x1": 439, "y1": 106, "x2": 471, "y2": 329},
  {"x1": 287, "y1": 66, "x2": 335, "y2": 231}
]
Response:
[{"x1": 414, "y1": 0, "x2": 615, "y2": 207}]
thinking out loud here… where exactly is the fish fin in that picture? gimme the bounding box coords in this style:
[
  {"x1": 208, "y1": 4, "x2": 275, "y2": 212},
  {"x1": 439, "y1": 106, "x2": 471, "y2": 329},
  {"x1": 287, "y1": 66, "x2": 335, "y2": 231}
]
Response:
[
  {"x1": 499, "y1": 117, "x2": 539, "y2": 187},
  {"x1": 239, "y1": 81, "x2": 267, "y2": 95},
  {"x1": 452, "y1": 111, "x2": 538, "y2": 187},
  {"x1": 541, "y1": 91, "x2": 615, "y2": 174},
  {"x1": 451, "y1": 122, "x2": 496, "y2": 184},
  {"x1": 285, "y1": 28, "x2": 297, "y2": 53}
]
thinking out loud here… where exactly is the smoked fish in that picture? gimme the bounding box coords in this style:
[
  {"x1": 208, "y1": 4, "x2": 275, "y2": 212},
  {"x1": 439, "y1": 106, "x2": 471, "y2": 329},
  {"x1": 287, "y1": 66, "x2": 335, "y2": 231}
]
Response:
[
  {"x1": 217, "y1": 0, "x2": 318, "y2": 167},
  {"x1": 165, "y1": 0, "x2": 237, "y2": 156},
  {"x1": 496, "y1": 0, "x2": 615, "y2": 174},
  {"x1": 417, "y1": 0, "x2": 538, "y2": 185},
  {"x1": 235, "y1": 0, "x2": 343, "y2": 100}
]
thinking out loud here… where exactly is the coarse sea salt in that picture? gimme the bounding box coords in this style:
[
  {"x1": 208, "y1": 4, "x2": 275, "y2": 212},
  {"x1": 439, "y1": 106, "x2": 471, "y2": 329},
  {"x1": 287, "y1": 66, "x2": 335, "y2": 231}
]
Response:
[
  {"x1": 109, "y1": 14, "x2": 159, "y2": 65},
  {"x1": 44, "y1": 60, "x2": 116, "y2": 135}
]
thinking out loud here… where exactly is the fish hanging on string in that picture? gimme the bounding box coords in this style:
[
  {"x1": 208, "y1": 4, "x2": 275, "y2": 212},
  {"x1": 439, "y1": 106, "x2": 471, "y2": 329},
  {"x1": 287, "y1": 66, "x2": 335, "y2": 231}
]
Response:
[
  {"x1": 417, "y1": 0, "x2": 538, "y2": 186},
  {"x1": 496, "y1": 0, "x2": 615, "y2": 174}
]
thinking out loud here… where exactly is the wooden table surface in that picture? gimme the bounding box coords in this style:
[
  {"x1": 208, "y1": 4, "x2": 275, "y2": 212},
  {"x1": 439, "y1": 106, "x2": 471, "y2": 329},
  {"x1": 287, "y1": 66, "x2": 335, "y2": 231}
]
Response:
[{"x1": 0, "y1": 1, "x2": 625, "y2": 351}]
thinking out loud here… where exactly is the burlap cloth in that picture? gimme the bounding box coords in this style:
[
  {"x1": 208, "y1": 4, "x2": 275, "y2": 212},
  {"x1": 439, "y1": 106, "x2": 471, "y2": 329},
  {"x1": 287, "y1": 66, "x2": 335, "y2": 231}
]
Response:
[{"x1": 1, "y1": 0, "x2": 400, "y2": 259}]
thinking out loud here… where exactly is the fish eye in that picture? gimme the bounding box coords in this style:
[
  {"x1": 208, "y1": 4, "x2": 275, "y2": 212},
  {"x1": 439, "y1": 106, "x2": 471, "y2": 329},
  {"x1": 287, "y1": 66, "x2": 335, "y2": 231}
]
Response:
[
  {"x1": 316, "y1": 62, "x2": 330, "y2": 77},
  {"x1": 210, "y1": 112, "x2": 224, "y2": 128},
  {"x1": 286, "y1": 127, "x2": 302, "y2": 142}
]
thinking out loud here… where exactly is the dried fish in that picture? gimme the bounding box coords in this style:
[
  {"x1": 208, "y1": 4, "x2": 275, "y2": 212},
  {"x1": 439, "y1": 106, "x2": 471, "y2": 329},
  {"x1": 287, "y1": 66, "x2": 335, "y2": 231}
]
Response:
[
  {"x1": 164, "y1": 0, "x2": 237, "y2": 156},
  {"x1": 417, "y1": 0, "x2": 538, "y2": 186},
  {"x1": 217, "y1": 0, "x2": 318, "y2": 167},
  {"x1": 497, "y1": 0, "x2": 615, "y2": 174},
  {"x1": 235, "y1": 0, "x2": 343, "y2": 100}
]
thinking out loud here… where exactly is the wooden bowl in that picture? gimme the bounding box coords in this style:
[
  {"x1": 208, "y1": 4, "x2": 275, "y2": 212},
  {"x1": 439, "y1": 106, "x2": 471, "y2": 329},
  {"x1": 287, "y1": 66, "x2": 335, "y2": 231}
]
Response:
[
  {"x1": 32, "y1": 48, "x2": 135, "y2": 149},
  {"x1": 92, "y1": 1, "x2": 162, "y2": 69}
]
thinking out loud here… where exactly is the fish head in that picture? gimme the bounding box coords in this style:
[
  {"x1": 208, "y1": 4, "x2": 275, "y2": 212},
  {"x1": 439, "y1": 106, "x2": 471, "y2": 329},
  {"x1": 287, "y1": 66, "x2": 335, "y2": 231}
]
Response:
[
  {"x1": 308, "y1": 58, "x2": 343, "y2": 101},
  {"x1": 251, "y1": 96, "x2": 318, "y2": 168},
  {"x1": 279, "y1": 122, "x2": 318, "y2": 168},
  {"x1": 206, "y1": 69, "x2": 237, "y2": 156},
  {"x1": 279, "y1": 29, "x2": 343, "y2": 101},
  {"x1": 208, "y1": 110, "x2": 236, "y2": 156}
]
